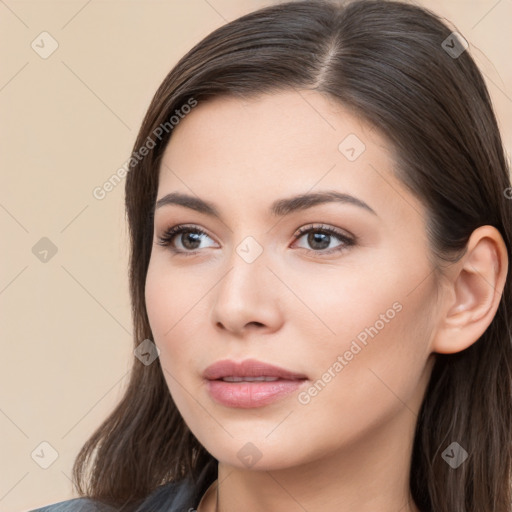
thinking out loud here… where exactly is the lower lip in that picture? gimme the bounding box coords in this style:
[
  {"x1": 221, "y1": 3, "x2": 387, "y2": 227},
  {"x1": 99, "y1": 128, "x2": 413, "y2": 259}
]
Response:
[{"x1": 206, "y1": 379, "x2": 307, "y2": 408}]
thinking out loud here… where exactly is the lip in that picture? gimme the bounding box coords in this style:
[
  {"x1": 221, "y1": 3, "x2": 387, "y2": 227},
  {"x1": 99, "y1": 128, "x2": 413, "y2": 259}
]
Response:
[
  {"x1": 203, "y1": 358, "x2": 308, "y2": 408},
  {"x1": 203, "y1": 358, "x2": 308, "y2": 380}
]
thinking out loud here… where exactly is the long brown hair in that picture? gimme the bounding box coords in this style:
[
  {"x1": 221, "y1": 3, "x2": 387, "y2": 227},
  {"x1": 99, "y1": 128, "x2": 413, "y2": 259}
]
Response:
[{"x1": 72, "y1": 1, "x2": 512, "y2": 510}]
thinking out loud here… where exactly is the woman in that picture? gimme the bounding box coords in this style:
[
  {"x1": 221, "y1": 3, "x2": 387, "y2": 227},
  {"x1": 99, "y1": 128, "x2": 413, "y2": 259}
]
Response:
[{"x1": 30, "y1": 0, "x2": 512, "y2": 511}]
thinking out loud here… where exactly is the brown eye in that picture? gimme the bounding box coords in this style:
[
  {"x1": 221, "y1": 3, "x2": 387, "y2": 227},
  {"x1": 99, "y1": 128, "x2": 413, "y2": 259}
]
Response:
[
  {"x1": 293, "y1": 224, "x2": 355, "y2": 254},
  {"x1": 157, "y1": 225, "x2": 216, "y2": 254}
]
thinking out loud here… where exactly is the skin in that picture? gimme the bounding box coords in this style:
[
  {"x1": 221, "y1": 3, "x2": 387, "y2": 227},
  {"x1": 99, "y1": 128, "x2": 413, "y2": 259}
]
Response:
[{"x1": 144, "y1": 90, "x2": 508, "y2": 512}]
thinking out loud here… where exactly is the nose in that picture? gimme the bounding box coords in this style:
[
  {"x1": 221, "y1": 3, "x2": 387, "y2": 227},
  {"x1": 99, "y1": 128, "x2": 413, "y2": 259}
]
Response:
[{"x1": 210, "y1": 247, "x2": 284, "y2": 337}]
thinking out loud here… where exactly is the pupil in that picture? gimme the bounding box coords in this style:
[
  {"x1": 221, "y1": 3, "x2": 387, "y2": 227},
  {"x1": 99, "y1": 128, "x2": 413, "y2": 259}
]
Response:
[
  {"x1": 183, "y1": 232, "x2": 201, "y2": 250},
  {"x1": 309, "y1": 232, "x2": 329, "y2": 250}
]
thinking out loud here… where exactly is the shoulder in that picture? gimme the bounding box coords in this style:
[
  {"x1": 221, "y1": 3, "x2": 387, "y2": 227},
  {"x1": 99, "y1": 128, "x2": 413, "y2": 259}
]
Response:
[
  {"x1": 27, "y1": 460, "x2": 216, "y2": 512},
  {"x1": 26, "y1": 479, "x2": 197, "y2": 512},
  {"x1": 27, "y1": 496, "x2": 116, "y2": 512},
  {"x1": 133, "y1": 461, "x2": 217, "y2": 511},
  {"x1": 132, "y1": 478, "x2": 199, "y2": 511}
]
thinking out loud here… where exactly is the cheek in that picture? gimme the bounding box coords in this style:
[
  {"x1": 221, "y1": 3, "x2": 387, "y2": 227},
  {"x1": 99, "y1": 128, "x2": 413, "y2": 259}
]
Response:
[
  {"x1": 300, "y1": 253, "x2": 435, "y2": 389},
  {"x1": 145, "y1": 258, "x2": 202, "y2": 340},
  {"x1": 144, "y1": 258, "x2": 209, "y2": 378},
  {"x1": 144, "y1": 261, "x2": 202, "y2": 412},
  {"x1": 289, "y1": 312, "x2": 432, "y2": 460},
  {"x1": 316, "y1": 248, "x2": 435, "y2": 358},
  {"x1": 304, "y1": 273, "x2": 435, "y2": 422},
  {"x1": 145, "y1": 261, "x2": 185, "y2": 370},
  {"x1": 145, "y1": 262, "x2": 172, "y2": 345}
]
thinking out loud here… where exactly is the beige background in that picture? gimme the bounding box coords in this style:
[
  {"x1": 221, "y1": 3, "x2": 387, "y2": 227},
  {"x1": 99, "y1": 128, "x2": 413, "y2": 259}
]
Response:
[{"x1": 1, "y1": 0, "x2": 511, "y2": 511}]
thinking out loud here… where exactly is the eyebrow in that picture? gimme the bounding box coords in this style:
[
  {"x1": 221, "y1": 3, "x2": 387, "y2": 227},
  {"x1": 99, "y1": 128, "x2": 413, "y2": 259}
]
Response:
[{"x1": 155, "y1": 190, "x2": 377, "y2": 218}]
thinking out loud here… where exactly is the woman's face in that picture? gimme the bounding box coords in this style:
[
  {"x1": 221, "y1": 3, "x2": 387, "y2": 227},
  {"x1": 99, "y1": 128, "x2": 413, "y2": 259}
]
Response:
[{"x1": 145, "y1": 90, "x2": 439, "y2": 470}]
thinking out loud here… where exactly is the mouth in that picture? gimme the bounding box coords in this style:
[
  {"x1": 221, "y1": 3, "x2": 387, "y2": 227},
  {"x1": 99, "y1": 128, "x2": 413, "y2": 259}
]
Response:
[
  {"x1": 219, "y1": 376, "x2": 282, "y2": 382},
  {"x1": 203, "y1": 358, "x2": 308, "y2": 380},
  {"x1": 203, "y1": 358, "x2": 308, "y2": 408}
]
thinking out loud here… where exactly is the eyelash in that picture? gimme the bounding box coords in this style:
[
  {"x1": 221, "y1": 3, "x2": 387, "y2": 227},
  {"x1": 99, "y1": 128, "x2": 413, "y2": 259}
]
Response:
[{"x1": 156, "y1": 223, "x2": 356, "y2": 256}]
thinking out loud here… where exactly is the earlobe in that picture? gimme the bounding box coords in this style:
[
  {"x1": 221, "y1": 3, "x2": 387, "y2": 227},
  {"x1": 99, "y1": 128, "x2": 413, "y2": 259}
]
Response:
[{"x1": 431, "y1": 225, "x2": 508, "y2": 355}]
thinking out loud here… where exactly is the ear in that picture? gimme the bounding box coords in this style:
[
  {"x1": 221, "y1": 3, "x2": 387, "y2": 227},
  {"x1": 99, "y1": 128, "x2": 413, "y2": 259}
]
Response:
[{"x1": 431, "y1": 225, "x2": 508, "y2": 354}]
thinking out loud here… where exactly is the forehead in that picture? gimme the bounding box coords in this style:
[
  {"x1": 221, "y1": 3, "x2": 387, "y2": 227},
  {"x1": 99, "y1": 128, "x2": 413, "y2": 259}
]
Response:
[
  {"x1": 162, "y1": 90, "x2": 376, "y2": 167},
  {"x1": 157, "y1": 90, "x2": 425, "y2": 225}
]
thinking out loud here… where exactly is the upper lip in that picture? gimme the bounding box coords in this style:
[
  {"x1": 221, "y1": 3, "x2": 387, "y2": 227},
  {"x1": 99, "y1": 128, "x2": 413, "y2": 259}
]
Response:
[{"x1": 203, "y1": 358, "x2": 308, "y2": 380}]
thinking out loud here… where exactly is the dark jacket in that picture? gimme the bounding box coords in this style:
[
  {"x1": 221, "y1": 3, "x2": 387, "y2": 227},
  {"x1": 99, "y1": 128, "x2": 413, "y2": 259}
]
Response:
[{"x1": 27, "y1": 461, "x2": 217, "y2": 512}]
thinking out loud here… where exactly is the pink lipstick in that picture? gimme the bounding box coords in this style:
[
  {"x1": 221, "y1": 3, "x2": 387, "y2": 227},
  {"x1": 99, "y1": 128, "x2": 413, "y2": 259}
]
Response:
[{"x1": 203, "y1": 358, "x2": 308, "y2": 408}]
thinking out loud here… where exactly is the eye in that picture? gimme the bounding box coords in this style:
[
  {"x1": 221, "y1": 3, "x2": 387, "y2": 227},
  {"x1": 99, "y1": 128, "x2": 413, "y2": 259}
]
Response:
[
  {"x1": 292, "y1": 224, "x2": 355, "y2": 255},
  {"x1": 156, "y1": 224, "x2": 216, "y2": 253},
  {"x1": 156, "y1": 223, "x2": 356, "y2": 256}
]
